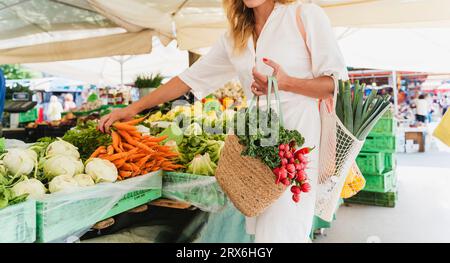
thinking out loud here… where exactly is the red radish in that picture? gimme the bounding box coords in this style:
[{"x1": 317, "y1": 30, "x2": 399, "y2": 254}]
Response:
[
  {"x1": 288, "y1": 172, "x2": 295, "y2": 179},
  {"x1": 272, "y1": 167, "x2": 280, "y2": 176},
  {"x1": 278, "y1": 151, "x2": 285, "y2": 158},
  {"x1": 296, "y1": 170, "x2": 306, "y2": 182},
  {"x1": 295, "y1": 163, "x2": 303, "y2": 171},
  {"x1": 285, "y1": 144, "x2": 290, "y2": 152},
  {"x1": 284, "y1": 151, "x2": 293, "y2": 159},
  {"x1": 279, "y1": 167, "x2": 287, "y2": 179},
  {"x1": 281, "y1": 158, "x2": 288, "y2": 166},
  {"x1": 286, "y1": 164, "x2": 295, "y2": 173},
  {"x1": 290, "y1": 185, "x2": 301, "y2": 195},
  {"x1": 297, "y1": 154, "x2": 307, "y2": 164},
  {"x1": 290, "y1": 147, "x2": 296, "y2": 153},
  {"x1": 292, "y1": 194, "x2": 300, "y2": 203},
  {"x1": 301, "y1": 182, "x2": 311, "y2": 193},
  {"x1": 289, "y1": 157, "x2": 295, "y2": 164},
  {"x1": 278, "y1": 144, "x2": 285, "y2": 151},
  {"x1": 282, "y1": 178, "x2": 291, "y2": 186}
]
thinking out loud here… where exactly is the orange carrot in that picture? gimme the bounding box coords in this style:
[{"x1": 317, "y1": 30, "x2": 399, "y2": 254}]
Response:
[
  {"x1": 122, "y1": 116, "x2": 146, "y2": 126},
  {"x1": 118, "y1": 130, "x2": 155, "y2": 153},
  {"x1": 144, "y1": 135, "x2": 168, "y2": 143},
  {"x1": 121, "y1": 163, "x2": 134, "y2": 171},
  {"x1": 128, "y1": 130, "x2": 142, "y2": 138},
  {"x1": 113, "y1": 122, "x2": 137, "y2": 132},
  {"x1": 119, "y1": 171, "x2": 133, "y2": 178},
  {"x1": 130, "y1": 153, "x2": 146, "y2": 160},
  {"x1": 111, "y1": 131, "x2": 122, "y2": 153},
  {"x1": 102, "y1": 149, "x2": 137, "y2": 162},
  {"x1": 107, "y1": 145, "x2": 114, "y2": 155},
  {"x1": 90, "y1": 146, "x2": 106, "y2": 158},
  {"x1": 113, "y1": 158, "x2": 126, "y2": 168},
  {"x1": 136, "y1": 155, "x2": 152, "y2": 168},
  {"x1": 122, "y1": 143, "x2": 134, "y2": 151}
]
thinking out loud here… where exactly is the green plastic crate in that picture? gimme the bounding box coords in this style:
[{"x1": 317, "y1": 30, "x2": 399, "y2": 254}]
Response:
[
  {"x1": 0, "y1": 200, "x2": 36, "y2": 243},
  {"x1": 19, "y1": 108, "x2": 38, "y2": 123},
  {"x1": 363, "y1": 170, "x2": 396, "y2": 193},
  {"x1": 362, "y1": 135, "x2": 396, "y2": 153},
  {"x1": 383, "y1": 108, "x2": 394, "y2": 119},
  {"x1": 36, "y1": 171, "x2": 162, "y2": 243},
  {"x1": 356, "y1": 152, "x2": 385, "y2": 175},
  {"x1": 369, "y1": 118, "x2": 396, "y2": 136},
  {"x1": 102, "y1": 187, "x2": 161, "y2": 219},
  {"x1": 345, "y1": 190, "x2": 397, "y2": 207},
  {"x1": 163, "y1": 172, "x2": 226, "y2": 212},
  {"x1": 384, "y1": 153, "x2": 396, "y2": 172}
]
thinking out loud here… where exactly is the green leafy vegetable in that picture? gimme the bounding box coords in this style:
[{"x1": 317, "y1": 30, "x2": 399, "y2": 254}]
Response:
[
  {"x1": 62, "y1": 121, "x2": 111, "y2": 161},
  {"x1": 186, "y1": 153, "x2": 217, "y2": 176},
  {"x1": 236, "y1": 108, "x2": 304, "y2": 169}
]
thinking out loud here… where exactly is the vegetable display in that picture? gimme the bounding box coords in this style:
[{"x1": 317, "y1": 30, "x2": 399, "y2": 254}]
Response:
[{"x1": 337, "y1": 80, "x2": 391, "y2": 140}]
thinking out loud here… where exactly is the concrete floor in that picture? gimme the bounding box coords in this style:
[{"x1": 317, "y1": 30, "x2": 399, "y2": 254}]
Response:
[{"x1": 315, "y1": 140, "x2": 450, "y2": 243}]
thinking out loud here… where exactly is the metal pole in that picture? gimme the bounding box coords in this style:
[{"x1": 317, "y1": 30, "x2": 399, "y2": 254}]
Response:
[
  {"x1": 392, "y1": 71, "x2": 399, "y2": 116},
  {"x1": 120, "y1": 58, "x2": 124, "y2": 89}
]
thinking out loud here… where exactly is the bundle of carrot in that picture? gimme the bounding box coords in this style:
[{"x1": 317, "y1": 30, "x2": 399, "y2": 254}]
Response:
[{"x1": 90, "y1": 117, "x2": 183, "y2": 180}]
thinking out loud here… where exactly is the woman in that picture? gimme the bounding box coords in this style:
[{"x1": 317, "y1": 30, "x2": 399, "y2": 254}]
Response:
[{"x1": 99, "y1": 0, "x2": 347, "y2": 242}]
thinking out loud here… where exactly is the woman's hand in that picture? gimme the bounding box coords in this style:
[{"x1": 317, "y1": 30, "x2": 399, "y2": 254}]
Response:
[
  {"x1": 98, "y1": 107, "x2": 135, "y2": 133},
  {"x1": 251, "y1": 58, "x2": 290, "y2": 96}
]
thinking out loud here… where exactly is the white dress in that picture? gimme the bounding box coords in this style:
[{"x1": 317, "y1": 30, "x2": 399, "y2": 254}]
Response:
[{"x1": 179, "y1": 2, "x2": 347, "y2": 243}]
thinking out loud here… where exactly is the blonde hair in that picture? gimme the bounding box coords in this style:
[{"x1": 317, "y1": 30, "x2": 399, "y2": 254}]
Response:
[{"x1": 223, "y1": 0, "x2": 296, "y2": 53}]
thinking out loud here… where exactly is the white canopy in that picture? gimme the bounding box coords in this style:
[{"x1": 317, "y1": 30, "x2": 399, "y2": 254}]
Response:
[
  {"x1": 336, "y1": 27, "x2": 450, "y2": 73},
  {"x1": 3, "y1": 0, "x2": 450, "y2": 64},
  {"x1": 23, "y1": 38, "x2": 189, "y2": 85}
]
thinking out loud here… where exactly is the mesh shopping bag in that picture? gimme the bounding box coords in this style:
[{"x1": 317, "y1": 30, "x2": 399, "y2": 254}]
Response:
[{"x1": 314, "y1": 92, "x2": 365, "y2": 222}]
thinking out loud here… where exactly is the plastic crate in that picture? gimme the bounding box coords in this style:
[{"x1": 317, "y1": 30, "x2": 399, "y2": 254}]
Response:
[
  {"x1": 0, "y1": 200, "x2": 36, "y2": 243},
  {"x1": 163, "y1": 172, "x2": 226, "y2": 212},
  {"x1": 368, "y1": 118, "x2": 396, "y2": 136},
  {"x1": 384, "y1": 153, "x2": 396, "y2": 172},
  {"x1": 345, "y1": 190, "x2": 397, "y2": 207},
  {"x1": 19, "y1": 108, "x2": 38, "y2": 123},
  {"x1": 362, "y1": 135, "x2": 396, "y2": 153},
  {"x1": 356, "y1": 152, "x2": 385, "y2": 175},
  {"x1": 363, "y1": 170, "x2": 396, "y2": 193},
  {"x1": 36, "y1": 171, "x2": 162, "y2": 243}
]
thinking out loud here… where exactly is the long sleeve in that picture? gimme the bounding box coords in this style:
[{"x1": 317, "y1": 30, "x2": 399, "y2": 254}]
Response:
[
  {"x1": 179, "y1": 33, "x2": 237, "y2": 99},
  {"x1": 301, "y1": 4, "x2": 348, "y2": 81}
]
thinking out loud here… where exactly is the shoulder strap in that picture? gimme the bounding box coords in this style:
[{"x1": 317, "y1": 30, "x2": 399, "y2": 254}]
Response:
[
  {"x1": 296, "y1": 4, "x2": 335, "y2": 113},
  {"x1": 295, "y1": 5, "x2": 311, "y2": 57}
]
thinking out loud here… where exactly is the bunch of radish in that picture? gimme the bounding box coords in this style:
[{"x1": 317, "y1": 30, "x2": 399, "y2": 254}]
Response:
[{"x1": 272, "y1": 142, "x2": 313, "y2": 203}]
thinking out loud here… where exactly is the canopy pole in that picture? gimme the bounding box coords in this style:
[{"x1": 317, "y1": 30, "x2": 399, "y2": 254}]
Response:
[{"x1": 391, "y1": 71, "x2": 399, "y2": 116}]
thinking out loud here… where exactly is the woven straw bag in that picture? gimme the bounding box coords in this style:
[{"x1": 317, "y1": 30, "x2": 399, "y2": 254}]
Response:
[{"x1": 215, "y1": 77, "x2": 286, "y2": 217}]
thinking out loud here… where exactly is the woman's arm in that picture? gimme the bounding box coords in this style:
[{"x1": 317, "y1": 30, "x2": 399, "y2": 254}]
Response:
[
  {"x1": 251, "y1": 58, "x2": 334, "y2": 100},
  {"x1": 98, "y1": 77, "x2": 190, "y2": 132}
]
